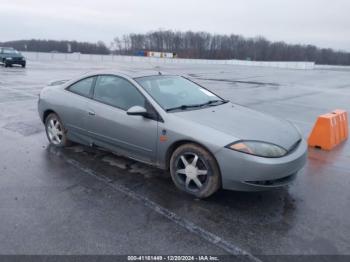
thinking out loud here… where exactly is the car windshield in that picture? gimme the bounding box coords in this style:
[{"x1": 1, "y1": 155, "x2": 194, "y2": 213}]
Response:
[
  {"x1": 135, "y1": 75, "x2": 226, "y2": 111},
  {"x1": 3, "y1": 49, "x2": 19, "y2": 54}
]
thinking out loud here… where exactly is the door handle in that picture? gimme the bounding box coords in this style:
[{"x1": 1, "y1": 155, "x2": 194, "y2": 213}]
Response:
[{"x1": 88, "y1": 111, "x2": 95, "y2": 116}]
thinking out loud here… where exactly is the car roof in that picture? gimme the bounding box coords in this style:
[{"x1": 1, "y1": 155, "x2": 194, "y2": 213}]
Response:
[{"x1": 83, "y1": 69, "x2": 176, "y2": 79}]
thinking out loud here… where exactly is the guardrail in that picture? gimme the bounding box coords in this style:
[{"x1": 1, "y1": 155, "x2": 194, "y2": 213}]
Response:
[
  {"x1": 314, "y1": 64, "x2": 350, "y2": 70},
  {"x1": 22, "y1": 51, "x2": 315, "y2": 70}
]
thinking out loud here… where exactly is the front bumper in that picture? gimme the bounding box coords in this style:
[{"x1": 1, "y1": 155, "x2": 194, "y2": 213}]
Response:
[
  {"x1": 214, "y1": 139, "x2": 307, "y2": 191},
  {"x1": 7, "y1": 61, "x2": 26, "y2": 66},
  {"x1": 4, "y1": 58, "x2": 26, "y2": 66}
]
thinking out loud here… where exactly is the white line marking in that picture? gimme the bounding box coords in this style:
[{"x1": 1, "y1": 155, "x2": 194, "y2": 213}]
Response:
[{"x1": 60, "y1": 156, "x2": 261, "y2": 261}]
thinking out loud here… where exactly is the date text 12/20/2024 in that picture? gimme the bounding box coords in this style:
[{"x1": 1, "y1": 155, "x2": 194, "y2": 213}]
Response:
[{"x1": 127, "y1": 255, "x2": 220, "y2": 261}]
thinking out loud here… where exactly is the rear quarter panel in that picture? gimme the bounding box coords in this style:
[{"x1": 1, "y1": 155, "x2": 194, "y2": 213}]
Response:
[{"x1": 39, "y1": 85, "x2": 88, "y2": 132}]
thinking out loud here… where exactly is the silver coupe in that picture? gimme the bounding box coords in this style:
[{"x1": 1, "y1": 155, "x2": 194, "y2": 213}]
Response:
[{"x1": 38, "y1": 70, "x2": 307, "y2": 198}]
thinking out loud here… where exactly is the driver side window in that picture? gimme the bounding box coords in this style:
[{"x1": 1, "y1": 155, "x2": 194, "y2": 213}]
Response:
[{"x1": 93, "y1": 75, "x2": 146, "y2": 110}]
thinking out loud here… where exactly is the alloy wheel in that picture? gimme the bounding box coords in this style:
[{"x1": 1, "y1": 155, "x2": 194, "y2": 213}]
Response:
[
  {"x1": 47, "y1": 118, "x2": 64, "y2": 145},
  {"x1": 175, "y1": 153, "x2": 209, "y2": 191}
]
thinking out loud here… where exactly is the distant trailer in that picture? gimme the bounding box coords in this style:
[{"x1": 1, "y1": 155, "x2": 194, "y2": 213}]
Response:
[
  {"x1": 162, "y1": 52, "x2": 175, "y2": 58},
  {"x1": 146, "y1": 51, "x2": 176, "y2": 58},
  {"x1": 135, "y1": 50, "x2": 146, "y2": 56}
]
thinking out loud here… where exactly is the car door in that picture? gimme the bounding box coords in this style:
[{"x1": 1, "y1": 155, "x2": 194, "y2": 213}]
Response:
[
  {"x1": 60, "y1": 76, "x2": 96, "y2": 143},
  {"x1": 85, "y1": 75, "x2": 159, "y2": 164}
]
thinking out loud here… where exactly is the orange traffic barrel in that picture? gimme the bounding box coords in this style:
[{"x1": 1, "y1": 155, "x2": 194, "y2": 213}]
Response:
[{"x1": 308, "y1": 109, "x2": 348, "y2": 150}]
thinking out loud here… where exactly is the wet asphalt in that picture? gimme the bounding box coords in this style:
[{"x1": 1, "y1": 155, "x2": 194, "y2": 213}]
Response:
[{"x1": 0, "y1": 60, "x2": 349, "y2": 258}]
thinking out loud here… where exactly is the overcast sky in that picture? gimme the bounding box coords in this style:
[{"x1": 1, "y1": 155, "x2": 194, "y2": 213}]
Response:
[{"x1": 1, "y1": 0, "x2": 349, "y2": 51}]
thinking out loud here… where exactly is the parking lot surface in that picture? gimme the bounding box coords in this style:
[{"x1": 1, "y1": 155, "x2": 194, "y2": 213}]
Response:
[{"x1": 0, "y1": 60, "x2": 349, "y2": 258}]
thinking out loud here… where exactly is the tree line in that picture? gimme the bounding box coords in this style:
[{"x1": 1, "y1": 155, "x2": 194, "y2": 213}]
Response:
[
  {"x1": 1, "y1": 30, "x2": 350, "y2": 65},
  {"x1": 0, "y1": 39, "x2": 110, "y2": 55},
  {"x1": 111, "y1": 30, "x2": 350, "y2": 65}
]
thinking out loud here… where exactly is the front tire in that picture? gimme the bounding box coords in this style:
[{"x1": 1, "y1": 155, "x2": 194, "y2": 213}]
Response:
[
  {"x1": 45, "y1": 113, "x2": 71, "y2": 147},
  {"x1": 170, "y1": 143, "x2": 221, "y2": 198}
]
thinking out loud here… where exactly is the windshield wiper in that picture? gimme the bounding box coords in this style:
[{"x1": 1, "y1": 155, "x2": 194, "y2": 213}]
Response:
[
  {"x1": 201, "y1": 99, "x2": 229, "y2": 107},
  {"x1": 166, "y1": 99, "x2": 229, "y2": 112},
  {"x1": 166, "y1": 104, "x2": 202, "y2": 112}
]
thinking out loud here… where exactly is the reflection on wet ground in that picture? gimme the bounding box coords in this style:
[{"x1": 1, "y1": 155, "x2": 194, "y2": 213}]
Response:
[{"x1": 0, "y1": 61, "x2": 349, "y2": 256}]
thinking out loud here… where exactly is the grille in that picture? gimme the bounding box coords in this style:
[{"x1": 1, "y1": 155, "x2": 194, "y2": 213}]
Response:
[
  {"x1": 245, "y1": 173, "x2": 296, "y2": 186},
  {"x1": 12, "y1": 57, "x2": 23, "y2": 62}
]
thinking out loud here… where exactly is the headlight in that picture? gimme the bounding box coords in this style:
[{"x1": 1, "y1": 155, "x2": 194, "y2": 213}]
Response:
[{"x1": 226, "y1": 141, "x2": 287, "y2": 158}]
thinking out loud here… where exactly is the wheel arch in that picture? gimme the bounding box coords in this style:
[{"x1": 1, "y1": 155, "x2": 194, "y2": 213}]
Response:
[
  {"x1": 165, "y1": 139, "x2": 221, "y2": 174},
  {"x1": 42, "y1": 109, "x2": 57, "y2": 123}
]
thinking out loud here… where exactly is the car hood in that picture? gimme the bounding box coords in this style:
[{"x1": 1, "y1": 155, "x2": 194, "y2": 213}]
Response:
[{"x1": 174, "y1": 102, "x2": 301, "y2": 150}]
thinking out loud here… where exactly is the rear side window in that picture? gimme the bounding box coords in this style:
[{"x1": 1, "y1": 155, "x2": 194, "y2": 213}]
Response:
[
  {"x1": 68, "y1": 77, "x2": 95, "y2": 97},
  {"x1": 93, "y1": 75, "x2": 145, "y2": 110}
]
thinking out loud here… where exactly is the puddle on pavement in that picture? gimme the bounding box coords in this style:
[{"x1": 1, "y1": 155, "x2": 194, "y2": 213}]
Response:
[
  {"x1": 102, "y1": 155, "x2": 132, "y2": 169},
  {"x1": 2, "y1": 121, "x2": 44, "y2": 136}
]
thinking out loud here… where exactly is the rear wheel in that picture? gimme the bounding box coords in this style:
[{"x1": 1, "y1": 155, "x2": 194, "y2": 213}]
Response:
[
  {"x1": 45, "y1": 113, "x2": 71, "y2": 147},
  {"x1": 170, "y1": 143, "x2": 221, "y2": 198}
]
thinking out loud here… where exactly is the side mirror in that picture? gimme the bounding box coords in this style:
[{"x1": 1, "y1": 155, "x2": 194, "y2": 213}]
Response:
[{"x1": 126, "y1": 106, "x2": 148, "y2": 117}]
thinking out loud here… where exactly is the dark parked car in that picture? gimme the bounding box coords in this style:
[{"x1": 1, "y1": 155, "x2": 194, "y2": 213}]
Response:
[{"x1": 0, "y1": 47, "x2": 26, "y2": 68}]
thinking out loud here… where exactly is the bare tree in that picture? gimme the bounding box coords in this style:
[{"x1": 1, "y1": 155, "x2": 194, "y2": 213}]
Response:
[
  {"x1": 109, "y1": 29, "x2": 350, "y2": 65},
  {"x1": 3, "y1": 30, "x2": 349, "y2": 65}
]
